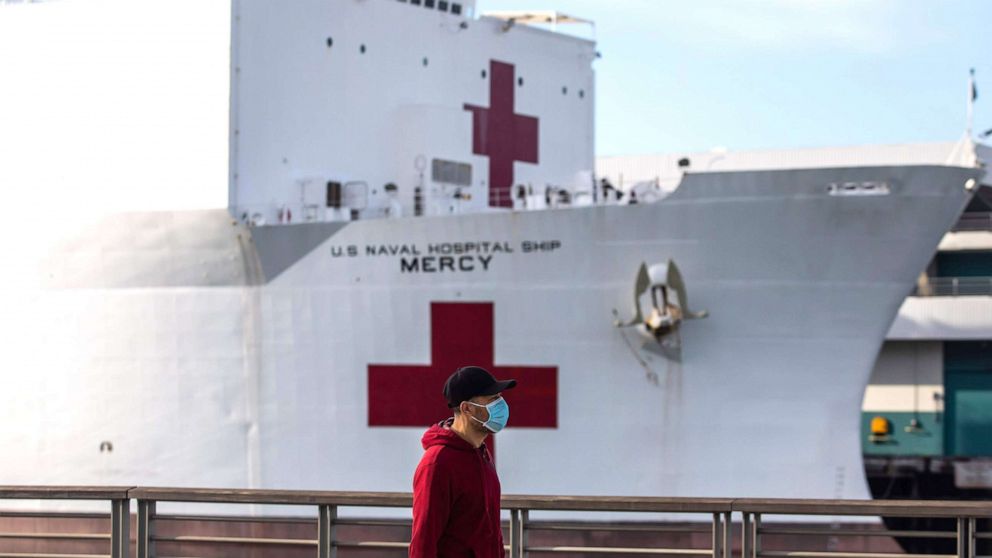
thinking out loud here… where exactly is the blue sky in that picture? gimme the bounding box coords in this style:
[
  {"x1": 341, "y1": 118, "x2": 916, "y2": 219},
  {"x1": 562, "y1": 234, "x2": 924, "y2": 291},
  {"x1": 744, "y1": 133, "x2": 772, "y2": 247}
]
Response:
[{"x1": 478, "y1": 0, "x2": 992, "y2": 156}]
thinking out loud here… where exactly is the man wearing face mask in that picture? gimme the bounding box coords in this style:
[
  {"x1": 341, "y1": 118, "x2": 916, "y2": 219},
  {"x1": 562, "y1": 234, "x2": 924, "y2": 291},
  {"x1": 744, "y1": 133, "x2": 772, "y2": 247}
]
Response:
[{"x1": 409, "y1": 366, "x2": 515, "y2": 558}]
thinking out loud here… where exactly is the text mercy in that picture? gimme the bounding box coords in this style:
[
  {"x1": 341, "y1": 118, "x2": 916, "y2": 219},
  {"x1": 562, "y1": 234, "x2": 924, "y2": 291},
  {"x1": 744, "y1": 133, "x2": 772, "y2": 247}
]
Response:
[{"x1": 400, "y1": 255, "x2": 493, "y2": 273}]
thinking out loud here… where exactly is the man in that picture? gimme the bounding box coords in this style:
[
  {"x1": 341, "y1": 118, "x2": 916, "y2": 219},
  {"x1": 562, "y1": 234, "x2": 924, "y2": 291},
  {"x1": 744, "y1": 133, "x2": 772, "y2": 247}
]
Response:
[{"x1": 409, "y1": 366, "x2": 516, "y2": 558}]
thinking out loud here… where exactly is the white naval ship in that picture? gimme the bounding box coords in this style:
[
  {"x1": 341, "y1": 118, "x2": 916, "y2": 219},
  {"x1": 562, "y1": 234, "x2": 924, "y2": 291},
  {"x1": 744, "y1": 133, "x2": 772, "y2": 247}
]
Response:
[{"x1": 0, "y1": 0, "x2": 985, "y2": 506}]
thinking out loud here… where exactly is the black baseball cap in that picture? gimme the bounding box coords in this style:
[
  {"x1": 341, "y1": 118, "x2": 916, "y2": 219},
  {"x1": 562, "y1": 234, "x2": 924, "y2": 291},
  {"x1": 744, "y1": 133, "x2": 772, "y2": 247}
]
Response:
[{"x1": 443, "y1": 366, "x2": 517, "y2": 408}]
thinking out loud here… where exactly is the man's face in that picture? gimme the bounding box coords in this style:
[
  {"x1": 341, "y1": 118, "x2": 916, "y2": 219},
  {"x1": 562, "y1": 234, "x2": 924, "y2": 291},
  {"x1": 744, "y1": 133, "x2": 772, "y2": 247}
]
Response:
[{"x1": 462, "y1": 393, "x2": 501, "y2": 432}]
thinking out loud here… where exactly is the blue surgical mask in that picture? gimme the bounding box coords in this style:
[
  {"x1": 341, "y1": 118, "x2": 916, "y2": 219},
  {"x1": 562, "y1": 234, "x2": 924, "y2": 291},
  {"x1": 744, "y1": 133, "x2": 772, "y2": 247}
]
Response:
[{"x1": 467, "y1": 397, "x2": 509, "y2": 433}]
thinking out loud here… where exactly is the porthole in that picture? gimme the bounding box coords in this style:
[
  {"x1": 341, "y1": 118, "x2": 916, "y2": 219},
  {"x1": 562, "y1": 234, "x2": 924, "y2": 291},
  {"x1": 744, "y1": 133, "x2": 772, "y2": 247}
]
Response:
[
  {"x1": 517, "y1": 77, "x2": 524, "y2": 87},
  {"x1": 422, "y1": 57, "x2": 429, "y2": 67},
  {"x1": 579, "y1": 89, "x2": 585, "y2": 98},
  {"x1": 326, "y1": 37, "x2": 333, "y2": 48},
  {"x1": 481, "y1": 69, "x2": 487, "y2": 79},
  {"x1": 562, "y1": 86, "x2": 567, "y2": 95},
  {"x1": 360, "y1": 44, "x2": 366, "y2": 54}
]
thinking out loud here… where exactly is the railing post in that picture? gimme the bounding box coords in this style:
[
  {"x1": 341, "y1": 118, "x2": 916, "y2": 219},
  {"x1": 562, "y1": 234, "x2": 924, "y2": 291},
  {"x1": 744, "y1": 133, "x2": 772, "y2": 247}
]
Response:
[
  {"x1": 968, "y1": 517, "x2": 977, "y2": 558},
  {"x1": 723, "y1": 512, "x2": 733, "y2": 558},
  {"x1": 111, "y1": 498, "x2": 131, "y2": 558},
  {"x1": 510, "y1": 509, "x2": 521, "y2": 558},
  {"x1": 712, "y1": 513, "x2": 723, "y2": 558},
  {"x1": 752, "y1": 513, "x2": 761, "y2": 558},
  {"x1": 741, "y1": 512, "x2": 751, "y2": 558},
  {"x1": 520, "y1": 509, "x2": 529, "y2": 558},
  {"x1": 137, "y1": 500, "x2": 155, "y2": 558},
  {"x1": 957, "y1": 517, "x2": 969, "y2": 558},
  {"x1": 318, "y1": 504, "x2": 337, "y2": 558}
]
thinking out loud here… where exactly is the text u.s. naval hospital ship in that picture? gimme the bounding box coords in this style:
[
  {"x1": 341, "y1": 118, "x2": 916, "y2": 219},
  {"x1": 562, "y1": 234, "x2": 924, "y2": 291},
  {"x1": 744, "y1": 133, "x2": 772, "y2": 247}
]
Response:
[{"x1": 0, "y1": 0, "x2": 985, "y2": 506}]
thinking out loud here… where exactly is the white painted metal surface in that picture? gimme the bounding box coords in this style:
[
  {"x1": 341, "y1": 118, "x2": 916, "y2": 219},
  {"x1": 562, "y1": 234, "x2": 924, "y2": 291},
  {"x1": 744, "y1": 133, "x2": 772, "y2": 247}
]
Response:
[
  {"x1": 887, "y1": 297, "x2": 992, "y2": 340},
  {"x1": 938, "y1": 231, "x2": 992, "y2": 251},
  {"x1": 230, "y1": 0, "x2": 595, "y2": 222}
]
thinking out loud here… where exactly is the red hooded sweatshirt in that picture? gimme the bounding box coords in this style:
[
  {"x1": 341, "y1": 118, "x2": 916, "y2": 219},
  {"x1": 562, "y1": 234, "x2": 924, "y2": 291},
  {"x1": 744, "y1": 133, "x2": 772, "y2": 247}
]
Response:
[{"x1": 410, "y1": 419, "x2": 504, "y2": 558}]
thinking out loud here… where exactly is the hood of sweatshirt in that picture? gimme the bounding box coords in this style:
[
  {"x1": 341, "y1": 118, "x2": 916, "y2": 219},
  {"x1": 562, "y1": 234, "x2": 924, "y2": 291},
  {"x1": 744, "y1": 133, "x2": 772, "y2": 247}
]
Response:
[{"x1": 421, "y1": 419, "x2": 479, "y2": 452}]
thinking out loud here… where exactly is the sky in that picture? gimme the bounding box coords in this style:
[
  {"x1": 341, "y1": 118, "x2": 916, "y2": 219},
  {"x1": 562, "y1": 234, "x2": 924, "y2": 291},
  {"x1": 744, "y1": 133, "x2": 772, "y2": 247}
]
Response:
[{"x1": 478, "y1": 0, "x2": 992, "y2": 156}]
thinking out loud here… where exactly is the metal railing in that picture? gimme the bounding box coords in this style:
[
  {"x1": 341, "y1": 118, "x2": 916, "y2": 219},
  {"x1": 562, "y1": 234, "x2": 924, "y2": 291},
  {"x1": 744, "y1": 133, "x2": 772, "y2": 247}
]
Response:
[
  {"x1": 1, "y1": 487, "x2": 990, "y2": 558},
  {"x1": 738, "y1": 499, "x2": 992, "y2": 558},
  {"x1": 503, "y1": 495, "x2": 733, "y2": 557},
  {"x1": 951, "y1": 212, "x2": 992, "y2": 232},
  {"x1": 0, "y1": 486, "x2": 131, "y2": 558},
  {"x1": 915, "y1": 277, "x2": 992, "y2": 296}
]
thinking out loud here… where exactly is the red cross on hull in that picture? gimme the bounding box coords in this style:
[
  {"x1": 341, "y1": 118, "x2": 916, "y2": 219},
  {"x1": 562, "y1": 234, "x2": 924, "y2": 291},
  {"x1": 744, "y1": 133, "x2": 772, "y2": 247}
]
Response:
[
  {"x1": 367, "y1": 302, "x2": 557, "y2": 428},
  {"x1": 464, "y1": 60, "x2": 540, "y2": 208}
]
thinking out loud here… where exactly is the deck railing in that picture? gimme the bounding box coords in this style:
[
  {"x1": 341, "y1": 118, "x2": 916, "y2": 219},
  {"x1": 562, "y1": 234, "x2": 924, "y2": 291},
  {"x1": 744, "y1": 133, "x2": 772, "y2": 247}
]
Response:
[
  {"x1": 1, "y1": 487, "x2": 990, "y2": 558},
  {"x1": 915, "y1": 277, "x2": 992, "y2": 296},
  {"x1": 951, "y1": 212, "x2": 992, "y2": 232}
]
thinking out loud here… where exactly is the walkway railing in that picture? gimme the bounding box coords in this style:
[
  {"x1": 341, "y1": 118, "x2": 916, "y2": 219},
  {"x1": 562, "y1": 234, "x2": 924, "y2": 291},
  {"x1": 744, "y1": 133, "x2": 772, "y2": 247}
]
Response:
[
  {"x1": 738, "y1": 499, "x2": 992, "y2": 558},
  {"x1": 0, "y1": 486, "x2": 131, "y2": 558},
  {"x1": 915, "y1": 277, "x2": 992, "y2": 297},
  {"x1": 1, "y1": 487, "x2": 990, "y2": 558}
]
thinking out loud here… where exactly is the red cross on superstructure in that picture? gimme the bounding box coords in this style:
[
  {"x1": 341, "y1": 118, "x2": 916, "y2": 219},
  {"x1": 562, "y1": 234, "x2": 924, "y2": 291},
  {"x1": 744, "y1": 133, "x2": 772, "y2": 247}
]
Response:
[
  {"x1": 367, "y1": 302, "x2": 557, "y2": 433},
  {"x1": 464, "y1": 60, "x2": 539, "y2": 208}
]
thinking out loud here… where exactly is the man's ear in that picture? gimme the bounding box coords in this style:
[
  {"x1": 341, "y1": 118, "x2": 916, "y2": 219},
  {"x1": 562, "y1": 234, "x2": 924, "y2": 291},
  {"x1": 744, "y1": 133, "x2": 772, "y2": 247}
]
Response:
[{"x1": 460, "y1": 400, "x2": 479, "y2": 416}]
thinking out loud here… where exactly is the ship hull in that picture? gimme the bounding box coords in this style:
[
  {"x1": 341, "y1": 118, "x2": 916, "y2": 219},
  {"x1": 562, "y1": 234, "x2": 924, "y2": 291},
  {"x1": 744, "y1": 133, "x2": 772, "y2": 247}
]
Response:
[{"x1": 0, "y1": 165, "x2": 976, "y2": 503}]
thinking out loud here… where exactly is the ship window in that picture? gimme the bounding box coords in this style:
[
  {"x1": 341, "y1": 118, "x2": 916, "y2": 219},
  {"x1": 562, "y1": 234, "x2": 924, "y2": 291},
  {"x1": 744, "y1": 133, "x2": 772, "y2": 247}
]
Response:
[
  {"x1": 327, "y1": 181, "x2": 343, "y2": 209},
  {"x1": 423, "y1": 57, "x2": 429, "y2": 67},
  {"x1": 579, "y1": 89, "x2": 585, "y2": 98},
  {"x1": 481, "y1": 69, "x2": 487, "y2": 79},
  {"x1": 451, "y1": 3, "x2": 462, "y2": 14},
  {"x1": 562, "y1": 86, "x2": 568, "y2": 95},
  {"x1": 438, "y1": 1, "x2": 448, "y2": 11},
  {"x1": 360, "y1": 44, "x2": 366, "y2": 54},
  {"x1": 432, "y1": 158, "x2": 472, "y2": 186},
  {"x1": 326, "y1": 37, "x2": 333, "y2": 48},
  {"x1": 424, "y1": 0, "x2": 435, "y2": 7},
  {"x1": 411, "y1": 0, "x2": 420, "y2": 5},
  {"x1": 518, "y1": 77, "x2": 524, "y2": 86}
]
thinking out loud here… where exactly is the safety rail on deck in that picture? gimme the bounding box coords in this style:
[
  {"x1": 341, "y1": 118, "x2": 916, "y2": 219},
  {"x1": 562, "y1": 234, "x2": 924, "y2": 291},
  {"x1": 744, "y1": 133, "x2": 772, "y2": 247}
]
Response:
[
  {"x1": 951, "y1": 212, "x2": 992, "y2": 232},
  {"x1": 0, "y1": 487, "x2": 990, "y2": 558},
  {"x1": 915, "y1": 277, "x2": 992, "y2": 297}
]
